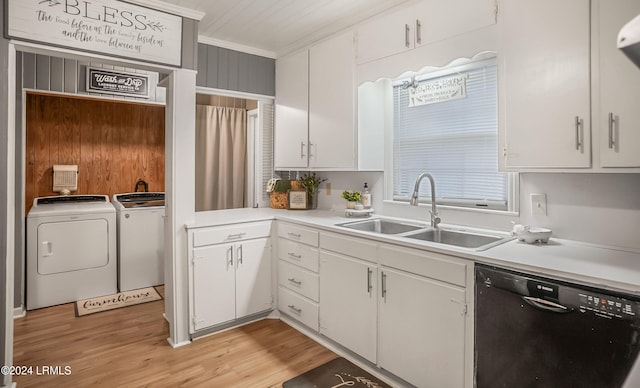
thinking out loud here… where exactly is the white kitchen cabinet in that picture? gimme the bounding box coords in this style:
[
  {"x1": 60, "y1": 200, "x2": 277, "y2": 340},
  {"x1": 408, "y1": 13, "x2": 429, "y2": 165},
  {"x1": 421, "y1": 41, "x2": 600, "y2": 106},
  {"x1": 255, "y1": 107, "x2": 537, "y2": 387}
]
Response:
[
  {"x1": 501, "y1": 0, "x2": 591, "y2": 169},
  {"x1": 319, "y1": 250, "x2": 377, "y2": 363},
  {"x1": 595, "y1": 0, "x2": 640, "y2": 168},
  {"x1": 275, "y1": 31, "x2": 380, "y2": 170},
  {"x1": 189, "y1": 222, "x2": 273, "y2": 333},
  {"x1": 378, "y1": 267, "x2": 466, "y2": 388},
  {"x1": 277, "y1": 222, "x2": 320, "y2": 331},
  {"x1": 308, "y1": 30, "x2": 356, "y2": 169},
  {"x1": 356, "y1": 0, "x2": 496, "y2": 64},
  {"x1": 274, "y1": 49, "x2": 309, "y2": 169}
]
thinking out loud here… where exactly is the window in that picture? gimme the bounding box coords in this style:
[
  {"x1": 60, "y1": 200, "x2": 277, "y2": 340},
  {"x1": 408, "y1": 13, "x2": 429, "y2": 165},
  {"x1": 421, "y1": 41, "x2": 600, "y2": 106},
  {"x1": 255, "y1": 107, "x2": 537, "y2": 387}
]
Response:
[{"x1": 392, "y1": 58, "x2": 513, "y2": 211}]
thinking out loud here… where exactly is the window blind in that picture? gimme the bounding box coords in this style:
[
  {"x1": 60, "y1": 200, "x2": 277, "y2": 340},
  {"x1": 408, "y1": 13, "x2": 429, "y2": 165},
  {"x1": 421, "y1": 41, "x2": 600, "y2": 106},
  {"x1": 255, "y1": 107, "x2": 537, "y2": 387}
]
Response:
[
  {"x1": 392, "y1": 59, "x2": 508, "y2": 210},
  {"x1": 260, "y1": 102, "x2": 274, "y2": 206}
]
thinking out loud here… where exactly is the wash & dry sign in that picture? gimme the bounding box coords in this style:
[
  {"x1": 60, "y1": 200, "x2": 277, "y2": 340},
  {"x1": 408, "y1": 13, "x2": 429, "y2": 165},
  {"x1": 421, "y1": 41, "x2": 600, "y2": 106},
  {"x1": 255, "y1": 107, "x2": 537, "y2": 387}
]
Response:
[
  {"x1": 409, "y1": 74, "x2": 469, "y2": 107},
  {"x1": 87, "y1": 67, "x2": 149, "y2": 97},
  {"x1": 6, "y1": 0, "x2": 183, "y2": 67}
]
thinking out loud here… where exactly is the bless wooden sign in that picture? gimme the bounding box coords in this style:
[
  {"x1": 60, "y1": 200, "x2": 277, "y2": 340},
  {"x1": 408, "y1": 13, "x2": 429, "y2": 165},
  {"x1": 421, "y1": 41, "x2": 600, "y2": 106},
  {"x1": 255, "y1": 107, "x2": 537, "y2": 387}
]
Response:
[{"x1": 6, "y1": 0, "x2": 183, "y2": 67}]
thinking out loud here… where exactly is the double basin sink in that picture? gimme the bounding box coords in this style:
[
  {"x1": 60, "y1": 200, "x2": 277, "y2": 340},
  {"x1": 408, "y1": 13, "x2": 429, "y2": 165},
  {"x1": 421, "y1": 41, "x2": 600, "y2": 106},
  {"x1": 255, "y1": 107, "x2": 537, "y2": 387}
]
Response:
[{"x1": 336, "y1": 218, "x2": 512, "y2": 251}]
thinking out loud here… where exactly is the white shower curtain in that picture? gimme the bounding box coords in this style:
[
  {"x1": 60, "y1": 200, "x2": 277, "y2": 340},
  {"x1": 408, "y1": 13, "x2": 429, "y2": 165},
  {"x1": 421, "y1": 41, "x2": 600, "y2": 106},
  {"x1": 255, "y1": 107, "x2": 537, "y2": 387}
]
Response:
[{"x1": 195, "y1": 105, "x2": 247, "y2": 211}]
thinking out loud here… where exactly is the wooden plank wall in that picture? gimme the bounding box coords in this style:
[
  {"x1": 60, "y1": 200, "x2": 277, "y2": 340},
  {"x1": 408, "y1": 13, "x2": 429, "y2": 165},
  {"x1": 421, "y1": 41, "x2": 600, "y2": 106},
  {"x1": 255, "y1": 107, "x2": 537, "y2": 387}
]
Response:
[{"x1": 25, "y1": 92, "x2": 165, "y2": 213}]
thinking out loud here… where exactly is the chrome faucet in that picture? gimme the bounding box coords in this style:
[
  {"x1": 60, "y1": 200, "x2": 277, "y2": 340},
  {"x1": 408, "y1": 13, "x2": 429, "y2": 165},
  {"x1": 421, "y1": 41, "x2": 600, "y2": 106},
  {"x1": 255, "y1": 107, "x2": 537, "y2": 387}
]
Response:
[{"x1": 410, "y1": 172, "x2": 441, "y2": 228}]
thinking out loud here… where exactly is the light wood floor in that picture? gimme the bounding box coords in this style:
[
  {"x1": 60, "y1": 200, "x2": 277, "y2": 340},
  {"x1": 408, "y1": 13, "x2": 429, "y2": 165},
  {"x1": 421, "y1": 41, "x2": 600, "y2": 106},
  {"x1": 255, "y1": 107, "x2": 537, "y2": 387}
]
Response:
[{"x1": 12, "y1": 287, "x2": 337, "y2": 387}]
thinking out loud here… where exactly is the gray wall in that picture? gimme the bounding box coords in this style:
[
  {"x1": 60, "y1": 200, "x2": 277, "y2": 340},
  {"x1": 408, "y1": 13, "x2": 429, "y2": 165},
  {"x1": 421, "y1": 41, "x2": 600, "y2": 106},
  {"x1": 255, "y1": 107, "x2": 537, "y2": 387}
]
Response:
[{"x1": 197, "y1": 43, "x2": 275, "y2": 96}]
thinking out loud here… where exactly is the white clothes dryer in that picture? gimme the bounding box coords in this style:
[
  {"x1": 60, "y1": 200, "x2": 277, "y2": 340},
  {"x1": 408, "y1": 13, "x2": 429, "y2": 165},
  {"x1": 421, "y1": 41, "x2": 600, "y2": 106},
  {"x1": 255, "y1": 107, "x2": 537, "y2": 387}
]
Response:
[
  {"x1": 26, "y1": 195, "x2": 117, "y2": 310},
  {"x1": 112, "y1": 192, "x2": 165, "y2": 292}
]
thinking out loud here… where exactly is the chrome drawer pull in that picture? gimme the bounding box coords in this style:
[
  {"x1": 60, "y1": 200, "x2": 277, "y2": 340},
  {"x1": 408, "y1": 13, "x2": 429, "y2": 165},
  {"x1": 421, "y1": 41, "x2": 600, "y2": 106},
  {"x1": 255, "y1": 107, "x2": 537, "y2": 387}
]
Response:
[
  {"x1": 287, "y1": 305, "x2": 302, "y2": 314},
  {"x1": 226, "y1": 232, "x2": 246, "y2": 240},
  {"x1": 287, "y1": 252, "x2": 302, "y2": 260},
  {"x1": 288, "y1": 278, "x2": 302, "y2": 286},
  {"x1": 287, "y1": 232, "x2": 301, "y2": 239}
]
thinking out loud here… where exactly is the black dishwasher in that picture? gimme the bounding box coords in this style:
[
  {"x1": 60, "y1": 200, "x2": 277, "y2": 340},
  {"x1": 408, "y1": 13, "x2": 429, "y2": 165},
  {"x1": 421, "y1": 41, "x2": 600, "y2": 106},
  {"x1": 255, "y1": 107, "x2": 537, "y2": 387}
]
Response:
[{"x1": 475, "y1": 264, "x2": 640, "y2": 388}]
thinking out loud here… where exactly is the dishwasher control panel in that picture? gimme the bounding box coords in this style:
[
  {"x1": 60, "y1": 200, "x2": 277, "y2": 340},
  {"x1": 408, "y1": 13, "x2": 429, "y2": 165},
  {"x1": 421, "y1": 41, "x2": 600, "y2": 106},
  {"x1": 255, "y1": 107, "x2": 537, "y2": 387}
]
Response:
[{"x1": 578, "y1": 292, "x2": 638, "y2": 320}]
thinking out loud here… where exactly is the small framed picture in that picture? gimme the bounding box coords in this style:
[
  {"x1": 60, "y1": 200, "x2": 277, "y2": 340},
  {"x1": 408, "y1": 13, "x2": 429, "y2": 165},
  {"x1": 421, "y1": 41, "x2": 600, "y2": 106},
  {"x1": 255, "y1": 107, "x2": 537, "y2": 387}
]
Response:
[{"x1": 288, "y1": 190, "x2": 308, "y2": 210}]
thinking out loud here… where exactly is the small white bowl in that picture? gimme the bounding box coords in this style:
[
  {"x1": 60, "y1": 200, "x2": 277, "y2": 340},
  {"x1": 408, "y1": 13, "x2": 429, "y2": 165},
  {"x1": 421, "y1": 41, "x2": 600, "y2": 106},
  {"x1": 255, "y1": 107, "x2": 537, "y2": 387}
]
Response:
[{"x1": 516, "y1": 227, "x2": 552, "y2": 244}]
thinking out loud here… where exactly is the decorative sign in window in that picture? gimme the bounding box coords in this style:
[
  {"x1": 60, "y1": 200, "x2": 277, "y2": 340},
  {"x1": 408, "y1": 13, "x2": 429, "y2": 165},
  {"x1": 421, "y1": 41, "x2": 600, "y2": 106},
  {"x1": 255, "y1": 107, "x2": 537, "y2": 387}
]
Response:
[
  {"x1": 7, "y1": 0, "x2": 183, "y2": 67},
  {"x1": 408, "y1": 74, "x2": 469, "y2": 107},
  {"x1": 87, "y1": 68, "x2": 149, "y2": 98}
]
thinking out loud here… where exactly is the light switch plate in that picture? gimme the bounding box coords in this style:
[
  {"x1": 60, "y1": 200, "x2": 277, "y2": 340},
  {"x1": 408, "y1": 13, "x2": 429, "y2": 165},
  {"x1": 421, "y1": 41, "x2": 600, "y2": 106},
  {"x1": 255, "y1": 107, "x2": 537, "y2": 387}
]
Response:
[{"x1": 531, "y1": 193, "x2": 547, "y2": 216}]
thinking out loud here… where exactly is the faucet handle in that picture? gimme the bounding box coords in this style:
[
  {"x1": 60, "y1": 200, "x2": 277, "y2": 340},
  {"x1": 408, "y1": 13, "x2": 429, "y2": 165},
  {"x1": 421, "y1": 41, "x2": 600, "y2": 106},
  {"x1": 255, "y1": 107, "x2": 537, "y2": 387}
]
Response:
[{"x1": 429, "y1": 210, "x2": 441, "y2": 226}]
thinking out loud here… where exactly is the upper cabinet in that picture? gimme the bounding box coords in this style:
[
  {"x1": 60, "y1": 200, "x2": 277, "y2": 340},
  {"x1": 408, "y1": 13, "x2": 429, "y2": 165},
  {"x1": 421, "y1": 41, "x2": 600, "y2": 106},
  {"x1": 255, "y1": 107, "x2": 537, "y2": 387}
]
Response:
[
  {"x1": 595, "y1": 0, "x2": 640, "y2": 168},
  {"x1": 274, "y1": 50, "x2": 309, "y2": 169},
  {"x1": 275, "y1": 30, "x2": 381, "y2": 171},
  {"x1": 500, "y1": 0, "x2": 591, "y2": 169},
  {"x1": 356, "y1": 0, "x2": 497, "y2": 65},
  {"x1": 500, "y1": 0, "x2": 640, "y2": 171}
]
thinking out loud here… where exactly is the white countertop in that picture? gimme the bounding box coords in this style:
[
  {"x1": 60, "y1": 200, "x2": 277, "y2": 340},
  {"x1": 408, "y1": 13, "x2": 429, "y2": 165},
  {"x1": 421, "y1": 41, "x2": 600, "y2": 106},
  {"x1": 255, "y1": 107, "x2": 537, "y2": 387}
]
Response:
[{"x1": 189, "y1": 208, "x2": 640, "y2": 294}]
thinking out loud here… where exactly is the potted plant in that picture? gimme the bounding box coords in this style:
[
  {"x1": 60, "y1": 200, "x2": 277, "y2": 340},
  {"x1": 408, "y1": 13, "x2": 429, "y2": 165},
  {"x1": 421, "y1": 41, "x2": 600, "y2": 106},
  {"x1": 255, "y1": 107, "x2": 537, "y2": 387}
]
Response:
[
  {"x1": 297, "y1": 173, "x2": 327, "y2": 209},
  {"x1": 341, "y1": 190, "x2": 361, "y2": 209}
]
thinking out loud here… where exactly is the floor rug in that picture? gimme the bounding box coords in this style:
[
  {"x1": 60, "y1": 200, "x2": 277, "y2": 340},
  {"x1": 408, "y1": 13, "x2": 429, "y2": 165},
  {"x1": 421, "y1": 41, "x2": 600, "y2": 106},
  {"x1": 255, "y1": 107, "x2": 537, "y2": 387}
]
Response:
[
  {"x1": 74, "y1": 287, "x2": 162, "y2": 317},
  {"x1": 282, "y1": 357, "x2": 393, "y2": 388}
]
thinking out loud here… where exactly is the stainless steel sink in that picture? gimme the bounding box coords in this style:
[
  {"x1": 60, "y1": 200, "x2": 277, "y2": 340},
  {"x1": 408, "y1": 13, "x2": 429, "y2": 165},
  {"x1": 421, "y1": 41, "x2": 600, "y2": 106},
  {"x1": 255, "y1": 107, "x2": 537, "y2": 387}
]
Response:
[
  {"x1": 337, "y1": 219, "x2": 426, "y2": 234},
  {"x1": 404, "y1": 228, "x2": 510, "y2": 251}
]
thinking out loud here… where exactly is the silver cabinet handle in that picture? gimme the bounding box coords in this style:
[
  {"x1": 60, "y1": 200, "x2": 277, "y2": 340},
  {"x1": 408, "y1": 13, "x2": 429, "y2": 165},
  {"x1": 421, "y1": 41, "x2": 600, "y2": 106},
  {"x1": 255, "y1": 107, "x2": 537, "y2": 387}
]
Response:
[
  {"x1": 287, "y1": 304, "x2": 302, "y2": 314},
  {"x1": 227, "y1": 246, "x2": 233, "y2": 267},
  {"x1": 416, "y1": 19, "x2": 422, "y2": 45},
  {"x1": 608, "y1": 112, "x2": 616, "y2": 149},
  {"x1": 237, "y1": 244, "x2": 243, "y2": 264},
  {"x1": 381, "y1": 271, "x2": 387, "y2": 299},
  {"x1": 405, "y1": 24, "x2": 410, "y2": 48},
  {"x1": 287, "y1": 252, "x2": 302, "y2": 260},
  {"x1": 226, "y1": 232, "x2": 246, "y2": 241},
  {"x1": 574, "y1": 116, "x2": 583, "y2": 151},
  {"x1": 288, "y1": 278, "x2": 302, "y2": 286},
  {"x1": 367, "y1": 268, "x2": 372, "y2": 294},
  {"x1": 300, "y1": 141, "x2": 306, "y2": 159},
  {"x1": 308, "y1": 142, "x2": 314, "y2": 159},
  {"x1": 287, "y1": 232, "x2": 301, "y2": 239}
]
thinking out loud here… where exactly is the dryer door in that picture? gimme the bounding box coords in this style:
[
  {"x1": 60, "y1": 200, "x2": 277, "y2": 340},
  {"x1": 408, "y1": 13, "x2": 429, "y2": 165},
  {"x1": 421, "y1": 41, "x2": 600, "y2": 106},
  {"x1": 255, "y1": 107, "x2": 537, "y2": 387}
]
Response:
[{"x1": 37, "y1": 219, "x2": 110, "y2": 274}]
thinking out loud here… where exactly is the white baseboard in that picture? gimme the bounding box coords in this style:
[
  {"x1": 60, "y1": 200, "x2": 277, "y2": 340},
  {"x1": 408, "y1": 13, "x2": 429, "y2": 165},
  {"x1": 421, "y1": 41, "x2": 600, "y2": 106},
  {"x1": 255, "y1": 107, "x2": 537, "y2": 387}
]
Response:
[
  {"x1": 13, "y1": 306, "x2": 25, "y2": 319},
  {"x1": 166, "y1": 337, "x2": 191, "y2": 349}
]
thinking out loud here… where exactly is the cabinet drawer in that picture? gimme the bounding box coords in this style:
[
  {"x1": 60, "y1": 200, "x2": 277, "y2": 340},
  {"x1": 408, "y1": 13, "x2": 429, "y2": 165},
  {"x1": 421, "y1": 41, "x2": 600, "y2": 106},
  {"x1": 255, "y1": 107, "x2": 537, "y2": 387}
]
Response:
[
  {"x1": 278, "y1": 260, "x2": 319, "y2": 302},
  {"x1": 378, "y1": 244, "x2": 468, "y2": 287},
  {"x1": 278, "y1": 286, "x2": 319, "y2": 332},
  {"x1": 320, "y1": 232, "x2": 377, "y2": 263},
  {"x1": 277, "y1": 238, "x2": 319, "y2": 273},
  {"x1": 193, "y1": 221, "x2": 272, "y2": 247},
  {"x1": 277, "y1": 223, "x2": 319, "y2": 247}
]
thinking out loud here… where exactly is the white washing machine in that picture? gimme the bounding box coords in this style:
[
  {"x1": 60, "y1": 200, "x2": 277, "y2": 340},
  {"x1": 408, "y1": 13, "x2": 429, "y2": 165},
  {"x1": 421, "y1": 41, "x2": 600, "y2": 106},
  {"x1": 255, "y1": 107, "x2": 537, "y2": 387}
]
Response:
[
  {"x1": 26, "y1": 195, "x2": 117, "y2": 310},
  {"x1": 112, "y1": 192, "x2": 165, "y2": 292}
]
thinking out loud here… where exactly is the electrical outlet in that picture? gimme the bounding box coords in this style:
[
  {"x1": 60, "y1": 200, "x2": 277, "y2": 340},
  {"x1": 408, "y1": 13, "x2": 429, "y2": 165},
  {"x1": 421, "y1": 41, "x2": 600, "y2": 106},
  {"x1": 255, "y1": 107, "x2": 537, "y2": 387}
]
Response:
[
  {"x1": 325, "y1": 182, "x2": 332, "y2": 196},
  {"x1": 531, "y1": 193, "x2": 547, "y2": 216}
]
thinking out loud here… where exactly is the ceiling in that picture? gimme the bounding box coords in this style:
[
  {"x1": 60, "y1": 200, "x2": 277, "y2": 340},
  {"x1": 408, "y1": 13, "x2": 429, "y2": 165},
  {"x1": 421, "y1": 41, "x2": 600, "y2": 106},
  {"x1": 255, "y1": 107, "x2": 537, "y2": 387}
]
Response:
[{"x1": 158, "y1": 0, "x2": 410, "y2": 57}]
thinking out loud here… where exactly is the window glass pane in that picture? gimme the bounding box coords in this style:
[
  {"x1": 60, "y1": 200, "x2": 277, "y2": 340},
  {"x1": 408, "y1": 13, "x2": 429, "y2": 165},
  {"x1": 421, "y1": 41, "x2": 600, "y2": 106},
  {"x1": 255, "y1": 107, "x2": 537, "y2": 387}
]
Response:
[{"x1": 392, "y1": 59, "x2": 508, "y2": 209}]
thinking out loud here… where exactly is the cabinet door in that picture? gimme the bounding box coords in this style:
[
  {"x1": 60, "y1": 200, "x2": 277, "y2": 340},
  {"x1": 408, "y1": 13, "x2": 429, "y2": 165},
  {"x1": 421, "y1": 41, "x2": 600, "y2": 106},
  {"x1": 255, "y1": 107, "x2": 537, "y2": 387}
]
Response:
[
  {"x1": 597, "y1": 0, "x2": 640, "y2": 167},
  {"x1": 308, "y1": 31, "x2": 356, "y2": 169},
  {"x1": 274, "y1": 50, "x2": 309, "y2": 169},
  {"x1": 356, "y1": 6, "x2": 415, "y2": 64},
  {"x1": 191, "y1": 244, "x2": 236, "y2": 331},
  {"x1": 502, "y1": 0, "x2": 591, "y2": 169},
  {"x1": 378, "y1": 268, "x2": 466, "y2": 388},
  {"x1": 319, "y1": 251, "x2": 377, "y2": 363},
  {"x1": 414, "y1": 0, "x2": 496, "y2": 47},
  {"x1": 235, "y1": 238, "x2": 273, "y2": 318}
]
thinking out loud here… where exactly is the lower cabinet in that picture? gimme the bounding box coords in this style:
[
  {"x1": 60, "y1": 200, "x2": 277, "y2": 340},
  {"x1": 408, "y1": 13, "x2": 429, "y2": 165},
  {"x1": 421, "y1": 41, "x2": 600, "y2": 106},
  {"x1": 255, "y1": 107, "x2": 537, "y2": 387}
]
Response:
[
  {"x1": 319, "y1": 250, "x2": 377, "y2": 363},
  {"x1": 319, "y1": 231, "x2": 471, "y2": 387},
  {"x1": 190, "y1": 237, "x2": 272, "y2": 332},
  {"x1": 378, "y1": 267, "x2": 466, "y2": 388}
]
